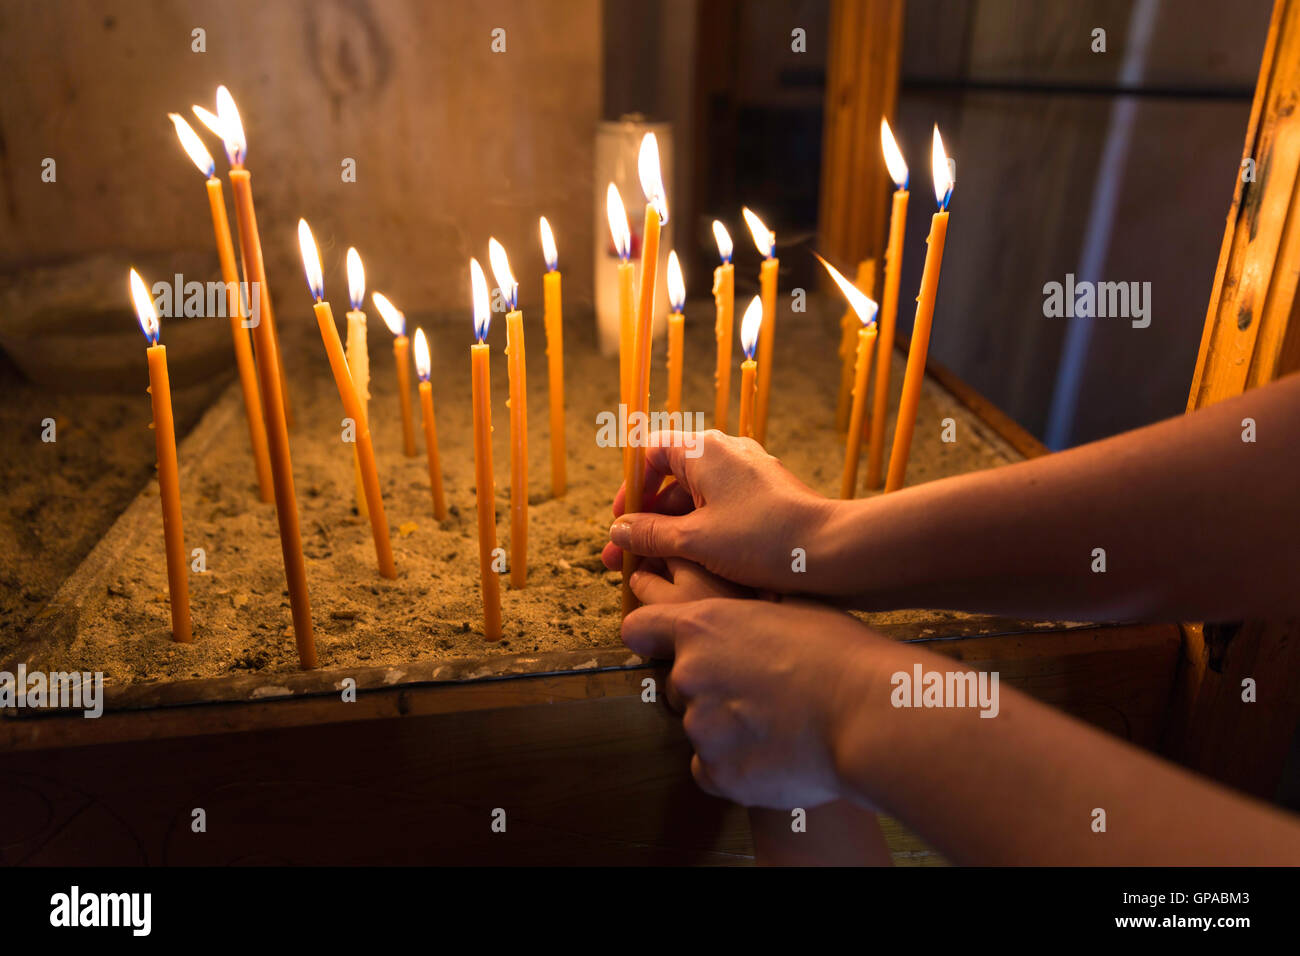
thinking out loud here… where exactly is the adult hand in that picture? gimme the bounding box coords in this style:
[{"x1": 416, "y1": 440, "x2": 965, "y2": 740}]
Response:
[
  {"x1": 602, "y1": 430, "x2": 835, "y2": 594},
  {"x1": 623, "y1": 596, "x2": 885, "y2": 809}
]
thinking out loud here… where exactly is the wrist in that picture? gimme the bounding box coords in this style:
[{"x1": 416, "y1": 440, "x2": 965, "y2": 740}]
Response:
[{"x1": 825, "y1": 625, "x2": 897, "y2": 809}]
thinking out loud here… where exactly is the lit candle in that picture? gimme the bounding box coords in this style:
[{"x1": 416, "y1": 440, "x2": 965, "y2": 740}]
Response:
[
  {"x1": 345, "y1": 247, "x2": 371, "y2": 519},
  {"x1": 818, "y1": 255, "x2": 880, "y2": 499},
  {"x1": 867, "y1": 118, "x2": 911, "y2": 488},
  {"x1": 168, "y1": 113, "x2": 273, "y2": 503},
  {"x1": 197, "y1": 89, "x2": 314, "y2": 667},
  {"x1": 664, "y1": 250, "x2": 686, "y2": 416},
  {"x1": 372, "y1": 292, "x2": 417, "y2": 459},
  {"x1": 129, "y1": 269, "x2": 192, "y2": 643},
  {"x1": 413, "y1": 327, "x2": 447, "y2": 522},
  {"x1": 606, "y1": 183, "x2": 635, "y2": 414},
  {"x1": 489, "y1": 238, "x2": 528, "y2": 590},
  {"x1": 742, "y1": 207, "x2": 778, "y2": 445},
  {"x1": 886, "y1": 127, "x2": 954, "y2": 493},
  {"x1": 834, "y1": 258, "x2": 875, "y2": 432},
  {"x1": 737, "y1": 296, "x2": 763, "y2": 440},
  {"x1": 469, "y1": 258, "x2": 502, "y2": 641},
  {"x1": 622, "y1": 133, "x2": 667, "y2": 616},
  {"x1": 193, "y1": 87, "x2": 294, "y2": 428},
  {"x1": 539, "y1": 216, "x2": 566, "y2": 498},
  {"x1": 298, "y1": 219, "x2": 397, "y2": 579},
  {"x1": 711, "y1": 220, "x2": 735, "y2": 431}
]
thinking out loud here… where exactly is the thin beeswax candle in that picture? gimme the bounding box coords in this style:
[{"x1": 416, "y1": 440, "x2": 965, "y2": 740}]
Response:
[
  {"x1": 469, "y1": 258, "x2": 502, "y2": 641},
  {"x1": 664, "y1": 250, "x2": 685, "y2": 416},
  {"x1": 742, "y1": 207, "x2": 778, "y2": 445},
  {"x1": 168, "y1": 112, "x2": 272, "y2": 502},
  {"x1": 129, "y1": 269, "x2": 192, "y2": 643},
  {"x1": 490, "y1": 238, "x2": 528, "y2": 590},
  {"x1": 345, "y1": 248, "x2": 371, "y2": 519},
  {"x1": 540, "y1": 216, "x2": 566, "y2": 498},
  {"x1": 413, "y1": 327, "x2": 447, "y2": 521},
  {"x1": 737, "y1": 296, "x2": 763, "y2": 440},
  {"x1": 817, "y1": 255, "x2": 880, "y2": 499},
  {"x1": 886, "y1": 127, "x2": 954, "y2": 494},
  {"x1": 299, "y1": 220, "x2": 396, "y2": 580},
  {"x1": 711, "y1": 221, "x2": 735, "y2": 431}
]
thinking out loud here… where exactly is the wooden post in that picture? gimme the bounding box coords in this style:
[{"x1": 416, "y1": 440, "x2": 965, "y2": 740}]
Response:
[
  {"x1": 1165, "y1": 0, "x2": 1300, "y2": 798},
  {"x1": 817, "y1": 0, "x2": 904, "y2": 278}
]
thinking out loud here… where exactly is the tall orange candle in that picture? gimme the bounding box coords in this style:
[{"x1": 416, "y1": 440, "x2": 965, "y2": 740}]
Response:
[
  {"x1": 818, "y1": 256, "x2": 880, "y2": 499},
  {"x1": 664, "y1": 250, "x2": 685, "y2": 416},
  {"x1": 539, "y1": 216, "x2": 566, "y2": 498},
  {"x1": 886, "y1": 126, "x2": 954, "y2": 494},
  {"x1": 298, "y1": 220, "x2": 396, "y2": 580},
  {"x1": 469, "y1": 258, "x2": 502, "y2": 641},
  {"x1": 737, "y1": 296, "x2": 763, "y2": 440},
  {"x1": 834, "y1": 258, "x2": 875, "y2": 432},
  {"x1": 867, "y1": 119, "x2": 911, "y2": 487},
  {"x1": 711, "y1": 220, "x2": 735, "y2": 431},
  {"x1": 194, "y1": 88, "x2": 293, "y2": 428},
  {"x1": 168, "y1": 113, "x2": 273, "y2": 503},
  {"x1": 622, "y1": 133, "x2": 667, "y2": 616},
  {"x1": 209, "y1": 92, "x2": 314, "y2": 668},
  {"x1": 345, "y1": 248, "x2": 371, "y2": 519},
  {"x1": 372, "y1": 294, "x2": 417, "y2": 459},
  {"x1": 129, "y1": 269, "x2": 192, "y2": 643},
  {"x1": 412, "y1": 327, "x2": 447, "y2": 521},
  {"x1": 742, "y1": 207, "x2": 778, "y2": 445},
  {"x1": 490, "y1": 238, "x2": 528, "y2": 590},
  {"x1": 606, "y1": 184, "x2": 635, "y2": 414}
]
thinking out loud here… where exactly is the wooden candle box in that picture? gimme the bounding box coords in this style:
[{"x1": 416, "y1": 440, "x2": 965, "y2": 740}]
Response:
[{"x1": 0, "y1": 309, "x2": 1180, "y2": 865}]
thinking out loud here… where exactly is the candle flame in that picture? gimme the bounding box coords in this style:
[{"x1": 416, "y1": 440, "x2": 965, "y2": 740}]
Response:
[
  {"x1": 191, "y1": 105, "x2": 225, "y2": 140},
  {"x1": 881, "y1": 118, "x2": 908, "y2": 190},
  {"x1": 742, "y1": 207, "x2": 774, "y2": 259},
  {"x1": 712, "y1": 220, "x2": 733, "y2": 263},
  {"x1": 372, "y1": 292, "x2": 405, "y2": 337},
  {"x1": 215, "y1": 85, "x2": 247, "y2": 167},
  {"x1": 605, "y1": 183, "x2": 631, "y2": 261},
  {"x1": 346, "y1": 247, "x2": 365, "y2": 311},
  {"x1": 539, "y1": 216, "x2": 558, "y2": 272},
  {"x1": 815, "y1": 253, "x2": 878, "y2": 327},
  {"x1": 487, "y1": 237, "x2": 517, "y2": 311},
  {"x1": 470, "y1": 257, "x2": 491, "y2": 342},
  {"x1": 666, "y1": 250, "x2": 685, "y2": 313},
  {"x1": 638, "y1": 132, "x2": 668, "y2": 224},
  {"x1": 932, "y1": 125, "x2": 954, "y2": 210},
  {"x1": 168, "y1": 113, "x2": 215, "y2": 178},
  {"x1": 739, "y1": 295, "x2": 763, "y2": 360},
  {"x1": 128, "y1": 268, "x2": 161, "y2": 345},
  {"x1": 413, "y1": 326, "x2": 431, "y2": 381},
  {"x1": 297, "y1": 218, "x2": 324, "y2": 301}
]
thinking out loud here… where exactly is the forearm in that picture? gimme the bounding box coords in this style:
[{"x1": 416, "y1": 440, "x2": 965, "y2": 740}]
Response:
[
  {"x1": 832, "y1": 636, "x2": 1300, "y2": 865},
  {"x1": 813, "y1": 372, "x2": 1300, "y2": 621}
]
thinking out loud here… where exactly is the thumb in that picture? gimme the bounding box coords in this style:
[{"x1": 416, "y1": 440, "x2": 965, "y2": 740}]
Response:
[{"x1": 609, "y1": 512, "x2": 699, "y2": 560}]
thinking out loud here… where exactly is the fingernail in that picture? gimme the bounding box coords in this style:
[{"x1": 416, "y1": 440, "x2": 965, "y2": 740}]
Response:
[{"x1": 609, "y1": 519, "x2": 632, "y2": 547}]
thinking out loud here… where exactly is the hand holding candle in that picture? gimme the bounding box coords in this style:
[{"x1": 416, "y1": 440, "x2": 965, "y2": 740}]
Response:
[
  {"x1": 168, "y1": 112, "x2": 273, "y2": 503},
  {"x1": 413, "y1": 327, "x2": 447, "y2": 521},
  {"x1": 489, "y1": 238, "x2": 528, "y2": 590},
  {"x1": 818, "y1": 255, "x2": 880, "y2": 499},
  {"x1": 469, "y1": 258, "x2": 502, "y2": 641},
  {"x1": 886, "y1": 126, "x2": 954, "y2": 494},
  {"x1": 345, "y1": 248, "x2": 372, "y2": 518},
  {"x1": 373, "y1": 292, "x2": 416, "y2": 458},
  {"x1": 622, "y1": 133, "x2": 667, "y2": 616},
  {"x1": 868, "y1": 118, "x2": 911, "y2": 487},
  {"x1": 711, "y1": 220, "x2": 735, "y2": 431},
  {"x1": 742, "y1": 207, "x2": 779, "y2": 446},
  {"x1": 298, "y1": 219, "x2": 396, "y2": 579},
  {"x1": 664, "y1": 250, "x2": 685, "y2": 416},
  {"x1": 606, "y1": 184, "x2": 635, "y2": 414},
  {"x1": 737, "y1": 296, "x2": 763, "y2": 440},
  {"x1": 539, "y1": 216, "x2": 566, "y2": 498},
  {"x1": 129, "y1": 269, "x2": 192, "y2": 643}
]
